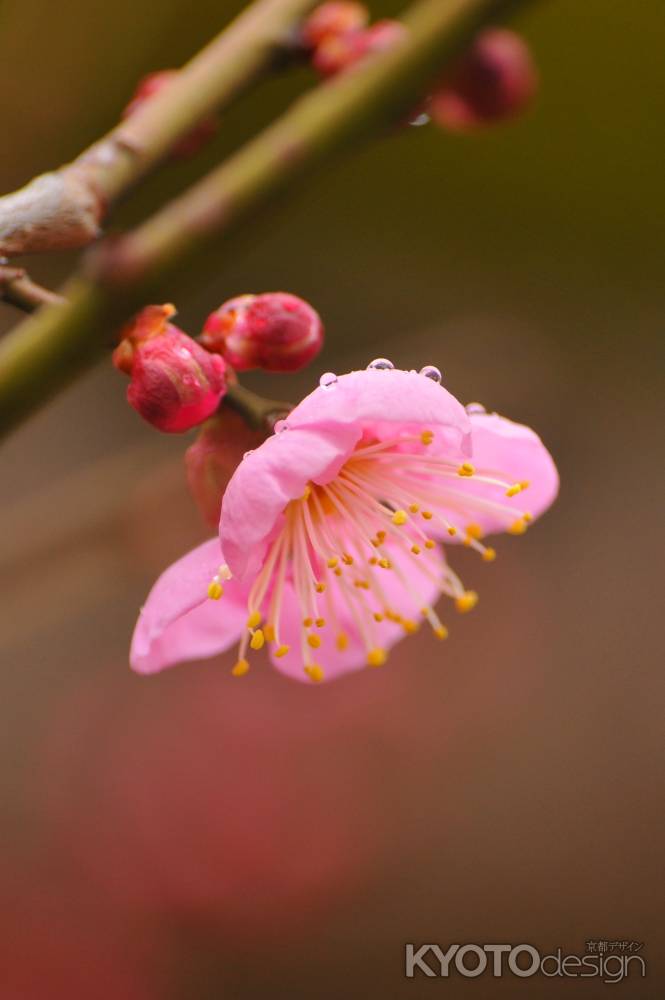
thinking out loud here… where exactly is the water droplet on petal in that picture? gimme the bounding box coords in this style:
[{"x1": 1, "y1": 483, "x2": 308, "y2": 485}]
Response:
[
  {"x1": 319, "y1": 372, "x2": 338, "y2": 390},
  {"x1": 367, "y1": 358, "x2": 394, "y2": 371},
  {"x1": 274, "y1": 419, "x2": 288, "y2": 434},
  {"x1": 466, "y1": 402, "x2": 486, "y2": 415},
  {"x1": 420, "y1": 365, "x2": 442, "y2": 383}
]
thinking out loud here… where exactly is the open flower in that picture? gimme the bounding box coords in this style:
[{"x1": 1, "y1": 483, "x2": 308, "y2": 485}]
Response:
[{"x1": 131, "y1": 362, "x2": 558, "y2": 683}]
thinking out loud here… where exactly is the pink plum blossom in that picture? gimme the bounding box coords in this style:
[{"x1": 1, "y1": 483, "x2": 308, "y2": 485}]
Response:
[{"x1": 131, "y1": 363, "x2": 558, "y2": 683}]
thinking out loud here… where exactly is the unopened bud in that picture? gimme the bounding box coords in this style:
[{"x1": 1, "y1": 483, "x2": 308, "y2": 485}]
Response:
[
  {"x1": 302, "y1": 2, "x2": 369, "y2": 49},
  {"x1": 114, "y1": 305, "x2": 227, "y2": 432},
  {"x1": 201, "y1": 292, "x2": 324, "y2": 373},
  {"x1": 122, "y1": 70, "x2": 219, "y2": 158},
  {"x1": 430, "y1": 29, "x2": 537, "y2": 132},
  {"x1": 312, "y1": 19, "x2": 406, "y2": 77},
  {"x1": 185, "y1": 410, "x2": 265, "y2": 527}
]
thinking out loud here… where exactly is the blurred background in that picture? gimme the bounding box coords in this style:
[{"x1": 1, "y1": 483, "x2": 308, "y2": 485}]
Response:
[{"x1": 1, "y1": 0, "x2": 663, "y2": 997}]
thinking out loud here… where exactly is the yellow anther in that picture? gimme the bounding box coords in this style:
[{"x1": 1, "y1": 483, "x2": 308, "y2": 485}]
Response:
[
  {"x1": 334, "y1": 567, "x2": 342, "y2": 576},
  {"x1": 466, "y1": 523, "x2": 483, "y2": 540},
  {"x1": 373, "y1": 612, "x2": 384, "y2": 622},
  {"x1": 376, "y1": 530, "x2": 386, "y2": 541},
  {"x1": 392, "y1": 509, "x2": 408, "y2": 526},
  {"x1": 411, "y1": 544, "x2": 421, "y2": 555},
  {"x1": 315, "y1": 582, "x2": 326, "y2": 593},
  {"x1": 482, "y1": 547, "x2": 497, "y2": 562},
  {"x1": 301, "y1": 484, "x2": 312, "y2": 501},
  {"x1": 304, "y1": 665, "x2": 325, "y2": 683},
  {"x1": 367, "y1": 647, "x2": 387, "y2": 668},
  {"x1": 342, "y1": 553, "x2": 354, "y2": 565},
  {"x1": 402, "y1": 619, "x2": 419, "y2": 634},
  {"x1": 520, "y1": 480, "x2": 531, "y2": 490},
  {"x1": 505, "y1": 483, "x2": 523, "y2": 498},
  {"x1": 409, "y1": 503, "x2": 420, "y2": 514},
  {"x1": 385, "y1": 611, "x2": 401, "y2": 623},
  {"x1": 458, "y1": 462, "x2": 475, "y2": 477},
  {"x1": 455, "y1": 590, "x2": 479, "y2": 613},
  {"x1": 369, "y1": 556, "x2": 378, "y2": 565},
  {"x1": 232, "y1": 659, "x2": 250, "y2": 677},
  {"x1": 303, "y1": 616, "x2": 313, "y2": 627},
  {"x1": 307, "y1": 633, "x2": 321, "y2": 649},
  {"x1": 434, "y1": 625, "x2": 449, "y2": 640},
  {"x1": 523, "y1": 512, "x2": 533, "y2": 523},
  {"x1": 275, "y1": 644, "x2": 290, "y2": 658},
  {"x1": 445, "y1": 526, "x2": 456, "y2": 537},
  {"x1": 246, "y1": 610, "x2": 261, "y2": 629},
  {"x1": 508, "y1": 518, "x2": 527, "y2": 535},
  {"x1": 207, "y1": 580, "x2": 223, "y2": 600},
  {"x1": 425, "y1": 539, "x2": 436, "y2": 550},
  {"x1": 250, "y1": 629, "x2": 265, "y2": 651},
  {"x1": 336, "y1": 632, "x2": 349, "y2": 651},
  {"x1": 420, "y1": 430, "x2": 434, "y2": 445},
  {"x1": 420, "y1": 606, "x2": 430, "y2": 616},
  {"x1": 315, "y1": 617, "x2": 326, "y2": 628},
  {"x1": 327, "y1": 557, "x2": 339, "y2": 569},
  {"x1": 378, "y1": 558, "x2": 391, "y2": 569},
  {"x1": 264, "y1": 623, "x2": 276, "y2": 642},
  {"x1": 421, "y1": 510, "x2": 433, "y2": 520}
]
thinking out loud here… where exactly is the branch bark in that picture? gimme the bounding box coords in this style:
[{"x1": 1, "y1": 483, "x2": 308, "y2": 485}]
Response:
[
  {"x1": 0, "y1": 0, "x2": 532, "y2": 439},
  {"x1": 0, "y1": 0, "x2": 318, "y2": 257}
]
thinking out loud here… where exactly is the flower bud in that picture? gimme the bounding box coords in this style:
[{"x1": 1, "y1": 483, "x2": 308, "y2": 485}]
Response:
[
  {"x1": 301, "y1": 2, "x2": 369, "y2": 49},
  {"x1": 201, "y1": 292, "x2": 324, "y2": 373},
  {"x1": 429, "y1": 29, "x2": 537, "y2": 132},
  {"x1": 114, "y1": 305, "x2": 227, "y2": 433},
  {"x1": 122, "y1": 70, "x2": 219, "y2": 158},
  {"x1": 185, "y1": 410, "x2": 265, "y2": 527},
  {"x1": 312, "y1": 19, "x2": 406, "y2": 78}
]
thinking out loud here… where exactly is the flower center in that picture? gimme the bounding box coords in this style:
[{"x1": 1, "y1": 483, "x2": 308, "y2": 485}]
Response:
[{"x1": 211, "y1": 428, "x2": 532, "y2": 681}]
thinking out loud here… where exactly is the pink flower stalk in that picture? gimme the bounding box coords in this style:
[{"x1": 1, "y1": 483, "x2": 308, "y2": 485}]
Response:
[
  {"x1": 430, "y1": 29, "x2": 538, "y2": 131},
  {"x1": 302, "y1": 2, "x2": 369, "y2": 49},
  {"x1": 131, "y1": 362, "x2": 558, "y2": 683},
  {"x1": 122, "y1": 70, "x2": 219, "y2": 158},
  {"x1": 201, "y1": 292, "x2": 324, "y2": 373},
  {"x1": 114, "y1": 304, "x2": 227, "y2": 433},
  {"x1": 312, "y1": 19, "x2": 407, "y2": 78}
]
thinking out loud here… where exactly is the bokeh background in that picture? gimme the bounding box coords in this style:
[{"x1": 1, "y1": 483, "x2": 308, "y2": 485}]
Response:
[{"x1": 1, "y1": 1, "x2": 663, "y2": 997}]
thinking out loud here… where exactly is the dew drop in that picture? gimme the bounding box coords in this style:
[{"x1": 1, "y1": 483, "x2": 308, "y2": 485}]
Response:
[
  {"x1": 367, "y1": 358, "x2": 394, "y2": 371},
  {"x1": 319, "y1": 372, "x2": 338, "y2": 390},
  {"x1": 419, "y1": 365, "x2": 442, "y2": 383},
  {"x1": 274, "y1": 419, "x2": 288, "y2": 434},
  {"x1": 465, "y1": 402, "x2": 486, "y2": 415}
]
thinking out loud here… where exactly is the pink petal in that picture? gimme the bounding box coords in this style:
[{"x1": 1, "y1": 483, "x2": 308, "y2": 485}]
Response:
[
  {"x1": 221, "y1": 368, "x2": 470, "y2": 579},
  {"x1": 269, "y1": 540, "x2": 447, "y2": 683},
  {"x1": 447, "y1": 411, "x2": 558, "y2": 538},
  {"x1": 130, "y1": 538, "x2": 248, "y2": 674}
]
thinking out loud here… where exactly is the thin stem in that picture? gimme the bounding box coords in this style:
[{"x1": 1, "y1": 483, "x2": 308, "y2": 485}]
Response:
[
  {"x1": 225, "y1": 382, "x2": 293, "y2": 431},
  {"x1": 0, "y1": 0, "x2": 533, "y2": 439},
  {"x1": 0, "y1": 0, "x2": 319, "y2": 256},
  {"x1": 0, "y1": 267, "x2": 65, "y2": 313}
]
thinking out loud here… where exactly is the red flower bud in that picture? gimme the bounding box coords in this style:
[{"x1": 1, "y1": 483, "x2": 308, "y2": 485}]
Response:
[
  {"x1": 312, "y1": 19, "x2": 406, "y2": 77},
  {"x1": 429, "y1": 29, "x2": 537, "y2": 132},
  {"x1": 185, "y1": 410, "x2": 265, "y2": 527},
  {"x1": 114, "y1": 305, "x2": 227, "y2": 433},
  {"x1": 122, "y1": 70, "x2": 219, "y2": 158},
  {"x1": 201, "y1": 292, "x2": 324, "y2": 373},
  {"x1": 302, "y1": 2, "x2": 369, "y2": 49}
]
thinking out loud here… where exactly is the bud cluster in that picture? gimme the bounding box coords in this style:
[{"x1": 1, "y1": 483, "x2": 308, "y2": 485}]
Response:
[{"x1": 301, "y1": 3, "x2": 537, "y2": 130}]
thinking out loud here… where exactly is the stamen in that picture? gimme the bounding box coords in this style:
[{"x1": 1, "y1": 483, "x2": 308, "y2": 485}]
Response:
[{"x1": 232, "y1": 659, "x2": 250, "y2": 677}]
